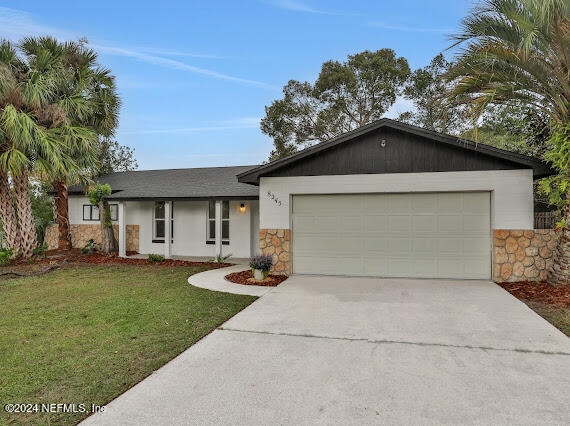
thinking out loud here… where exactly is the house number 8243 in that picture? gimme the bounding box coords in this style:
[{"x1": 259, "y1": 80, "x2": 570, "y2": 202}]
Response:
[{"x1": 266, "y1": 191, "x2": 282, "y2": 206}]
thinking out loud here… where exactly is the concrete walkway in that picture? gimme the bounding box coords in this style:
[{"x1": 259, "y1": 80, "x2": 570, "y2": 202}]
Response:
[
  {"x1": 188, "y1": 264, "x2": 275, "y2": 296},
  {"x1": 82, "y1": 276, "x2": 570, "y2": 425}
]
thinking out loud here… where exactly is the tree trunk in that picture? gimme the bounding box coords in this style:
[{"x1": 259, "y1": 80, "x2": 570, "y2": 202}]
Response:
[
  {"x1": 549, "y1": 205, "x2": 570, "y2": 285},
  {"x1": 53, "y1": 180, "x2": 72, "y2": 250},
  {"x1": 12, "y1": 169, "x2": 37, "y2": 259},
  {"x1": 0, "y1": 170, "x2": 21, "y2": 254},
  {"x1": 98, "y1": 199, "x2": 118, "y2": 253}
]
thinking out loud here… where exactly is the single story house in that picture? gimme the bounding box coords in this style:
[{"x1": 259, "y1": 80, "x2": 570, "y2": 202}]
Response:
[{"x1": 46, "y1": 119, "x2": 554, "y2": 282}]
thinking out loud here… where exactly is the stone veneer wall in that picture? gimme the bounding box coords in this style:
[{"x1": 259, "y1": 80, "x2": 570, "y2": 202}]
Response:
[
  {"x1": 493, "y1": 229, "x2": 557, "y2": 282},
  {"x1": 45, "y1": 224, "x2": 140, "y2": 252},
  {"x1": 259, "y1": 229, "x2": 291, "y2": 275}
]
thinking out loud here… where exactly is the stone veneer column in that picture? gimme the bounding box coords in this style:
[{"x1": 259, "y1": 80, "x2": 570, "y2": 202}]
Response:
[
  {"x1": 259, "y1": 229, "x2": 291, "y2": 275},
  {"x1": 44, "y1": 223, "x2": 140, "y2": 253},
  {"x1": 493, "y1": 229, "x2": 557, "y2": 282}
]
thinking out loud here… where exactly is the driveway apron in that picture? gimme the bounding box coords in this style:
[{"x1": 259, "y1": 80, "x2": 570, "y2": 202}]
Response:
[{"x1": 83, "y1": 276, "x2": 570, "y2": 425}]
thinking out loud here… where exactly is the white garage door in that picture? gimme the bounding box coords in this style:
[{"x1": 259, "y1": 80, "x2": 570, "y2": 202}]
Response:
[{"x1": 292, "y1": 192, "x2": 491, "y2": 279}]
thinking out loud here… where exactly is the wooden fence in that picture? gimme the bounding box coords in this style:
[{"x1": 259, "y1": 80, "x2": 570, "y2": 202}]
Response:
[{"x1": 534, "y1": 211, "x2": 559, "y2": 229}]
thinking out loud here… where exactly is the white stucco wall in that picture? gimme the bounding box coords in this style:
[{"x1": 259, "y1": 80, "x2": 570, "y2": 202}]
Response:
[
  {"x1": 259, "y1": 169, "x2": 534, "y2": 230},
  {"x1": 68, "y1": 197, "x2": 259, "y2": 258},
  {"x1": 68, "y1": 196, "x2": 119, "y2": 225}
]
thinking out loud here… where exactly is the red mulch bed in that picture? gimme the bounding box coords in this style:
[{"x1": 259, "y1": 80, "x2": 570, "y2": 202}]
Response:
[
  {"x1": 225, "y1": 270, "x2": 288, "y2": 287},
  {"x1": 12, "y1": 249, "x2": 231, "y2": 269},
  {"x1": 497, "y1": 281, "x2": 570, "y2": 308}
]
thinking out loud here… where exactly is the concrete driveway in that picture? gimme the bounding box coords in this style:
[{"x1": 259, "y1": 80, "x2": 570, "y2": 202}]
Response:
[{"x1": 83, "y1": 276, "x2": 570, "y2": 425}]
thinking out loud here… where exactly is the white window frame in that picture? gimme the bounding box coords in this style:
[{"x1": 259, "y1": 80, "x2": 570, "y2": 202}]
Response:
[
  {"x1": 83, "y1": 204, "x2": 118, "y2": 221},
  {"x1": 153, "y1": 201, "x2": 174, "y2": 243},
  {"x1": 207, "y1": 200, "x2": 230, "y2": 243}
]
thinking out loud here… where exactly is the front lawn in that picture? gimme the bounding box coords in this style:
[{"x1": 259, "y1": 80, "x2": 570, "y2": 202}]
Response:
[
  {"x1": 498, "y1": 281, "x2": 570, "y2": 337},
  {"x1": 526, "y1": 301, "x2": 570, "y2": 337},
  {"x1": 0, "y1": 264, "x2": 256, "y2": 425}
]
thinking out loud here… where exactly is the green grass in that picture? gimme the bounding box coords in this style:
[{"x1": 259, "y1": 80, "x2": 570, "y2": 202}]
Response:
[
  {"x1": 0, "y1": 265, "x2": 256, "y2": 425},
  {"x1": 526, "y1": 301, "x2": 570, "y2": 337}
]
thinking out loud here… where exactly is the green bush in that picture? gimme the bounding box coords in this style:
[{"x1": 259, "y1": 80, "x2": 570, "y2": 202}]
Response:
[
  {"x1": 212, "y1": 253, "x2": 232, "y2": 263},
  {"x1": 80, "y1": 239, "x2": 96, "y2": 255},
  {"x1": 148, "y1": 253, "x2": 165, "y2": 263},
  {"x1": 33, "y1": 243, "x2": 48, "y2": 258},
  {"x1": 0, "y1": 248, "x2": 13, "y2": 266}
]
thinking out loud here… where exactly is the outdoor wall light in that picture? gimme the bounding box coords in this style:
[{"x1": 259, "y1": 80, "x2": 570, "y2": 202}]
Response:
[
  {"x1": 380, "y1": 139, "x2": 387, "y2": 148},
  {"x1": 240, "y1": 203, "x2": 246, "y2": 213}
]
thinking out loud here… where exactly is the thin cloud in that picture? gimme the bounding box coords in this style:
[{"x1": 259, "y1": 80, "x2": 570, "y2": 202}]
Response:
[
  {"x1": 121, "y1": 117, "x2": 261, "y2": 135},
  {"x1": 263, "y1": 0, "x2": 357, "y2": 16},
  {"x1": 137, "y1": 47, "x2": 224, "y2": 59},
  {"x1": 370, "y1": 21, "x2": 452, "y2": 33},
  {"x1": 0, "y1": 7, "x2": 78, "y2": 40},
  {"x1": 91, "y1": 44, "x2": 276, "y2": 89},
  {"x1": 0, "y1": 7, "x2": 274, "y2": 90}
]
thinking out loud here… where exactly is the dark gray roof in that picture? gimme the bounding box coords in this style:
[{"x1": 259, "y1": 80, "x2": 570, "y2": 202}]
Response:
[
  {"x1": 70, "y1": 165, "x2": 260, "y2": 200},
  {"x1": 237, "y1": 118, "x2": 553, "y2": 184}
]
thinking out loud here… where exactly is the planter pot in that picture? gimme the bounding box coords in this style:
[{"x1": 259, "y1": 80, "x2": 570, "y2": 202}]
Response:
[{"x1": 253, "y1": 269, "x2": 266, "y2": 280}]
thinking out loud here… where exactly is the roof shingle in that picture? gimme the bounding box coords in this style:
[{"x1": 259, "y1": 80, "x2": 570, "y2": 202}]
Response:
[{"x1": 69, "y1": 165, "x2": 259, "y2": 200}]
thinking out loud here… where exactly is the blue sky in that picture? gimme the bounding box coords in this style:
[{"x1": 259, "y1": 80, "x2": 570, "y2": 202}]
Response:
[{"x1": 1, "y1": 1, "x2": 472, "y2": 170}]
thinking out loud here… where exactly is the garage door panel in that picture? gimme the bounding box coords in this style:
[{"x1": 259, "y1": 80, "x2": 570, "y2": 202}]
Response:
[
  {"x1": 363, "y1": 197, "x2": 389, "y2": 212},
  {"x1": 463, "y1": 258, "x2": 491, "y2": 278},
  {"x1": 337, "y1": 216, "x2": 364, "y2": 233},
  {"x1": 463, "y1": 214, "x2": 491, "y2": 233},
  {"x1": 388, "y1": 216, "x2": 412, "y2": 233},
  {"x1": 437, "y1": 238, "x2": 464, "y2": 255},
  {"x1": 437, "y1": 195, "x2": 463, "y2": 212},
  {"x1": 411, "y1": 259, "x2": 438, "y2": 277},
  {"x1": 387, "y1": 238, "x2": 412, "y2": 254},
  {"x1": 413, "y1": 238, "x2": 437, "y2": 254},
  {"x1": 363, "y1": 237, "x2": 389, "y2": 252},
  {"x1": 438, "y1": 215, "x2": 463, "y2": 233},
  {"x1": 387, "y1": 258, "x2": 415, "y2": 276},
  {"x1": 413, "y1": 215, "x2": 437, "y2": 233},
  {"x1": 463, "y1": 237, "x2": 490, "y2": 255},
  {"x1": 292, "y1": 192, "x2": 490, "y2": 279},
  {"x1": 294, "y1": 195, "x2": 361, "y2": 211},
  {"x1": 363, "y1": 257, "x2": 389, "y2": 275},
  {"x1": 294, "y1": 235, "x2": 363, "y2": 252},
  {"x1": 412, "y1": 194, "x2": 438, "y2": 212},
  {"x1": 363, "y1": 216, "x2": 389, "y2": 233},
  {"x1": 295, "y1": 255, "x2": 363, "y2": 276},
  {"x1": 292, "y1": 215, "x2": 316, "y2": 233},
  {"x1": 437, "y1": 258, "x2": 464, "y2": 277},
  {"x1": 388, "y1": 195, "x2": 413, "y2": 212},
  {"x1": 463, "y1": 193, "x2": 491, "y2": 214}
]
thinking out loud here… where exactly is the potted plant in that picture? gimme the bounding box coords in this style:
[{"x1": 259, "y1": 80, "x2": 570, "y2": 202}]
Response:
[{"x1": 249, "y1": 254, "x2": 273, "y2": 281}]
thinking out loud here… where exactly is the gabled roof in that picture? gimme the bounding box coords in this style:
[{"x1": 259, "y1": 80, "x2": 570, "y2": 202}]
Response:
[
  {"x1": 237, "y1": 118, "x2": 553, "y2": 184},
  {"x1": 69, "y1": 165, "x2": 259, "y2": 200}
]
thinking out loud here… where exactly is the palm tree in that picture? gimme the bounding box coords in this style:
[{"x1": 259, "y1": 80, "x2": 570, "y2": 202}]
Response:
[
  {"x1": 0, "y1": 105, "x2": 63, "y2": 258},
  {"x1": 0, "y1": 41, "x2": 22, "y2": 254},
  {"x1": 448, "y1": 0, "x2": 569, "y2": 123},
  {"x1": 447, "y1": 0, "x2": 570, "y2": 283},
  {"x1": 21, "y1": 37, "x2": 120, "y2": 250},
  {"x1": 0, "y1": 38, "x2": 74, "y2": 258}
]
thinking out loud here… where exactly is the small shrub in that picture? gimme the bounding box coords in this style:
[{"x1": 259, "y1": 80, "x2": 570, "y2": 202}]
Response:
[
  {"x1": 249, "y1": 254, "x2": 273, "y2": 272},
  {"x1": 148, "y1": 253, "x2": 165, "y2": 262},
  {"x1": 212, "y1": 253, "x2": 232, "y2": 263},
  {"x1": 33, "y1": 243, "x2": 48, "y2": 258},
  {"x1": 80, "y1": 239, "x2": 97, "y2": 255},
  {"x1": 0, "y1": 248, "x2": 13, "y2": 266}
]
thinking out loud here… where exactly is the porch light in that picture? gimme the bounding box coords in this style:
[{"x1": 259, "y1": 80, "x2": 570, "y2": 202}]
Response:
[{"x1": 240, "y1": 203, "x2": 246, "y2": 213}]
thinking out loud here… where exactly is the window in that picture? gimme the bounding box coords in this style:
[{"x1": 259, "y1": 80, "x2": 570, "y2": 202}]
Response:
[
  {"x1": 207, "y1": 200, "x2": 229, "y2": 243},
  {"x1": 153, "y1": 201, "x2": 174, "y2": 242},
  {"x1": 83, "y1": 204, "x2": 118, "y2": 221}
]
